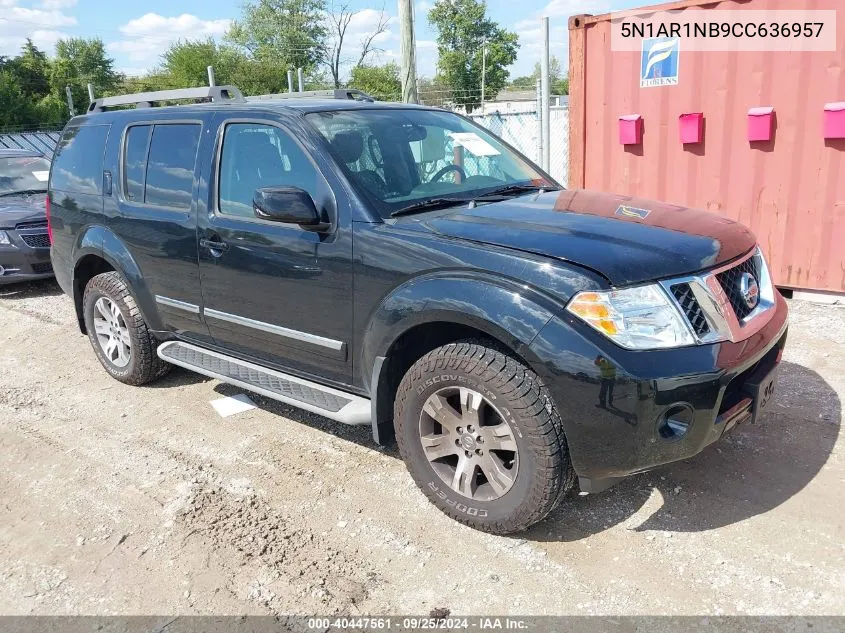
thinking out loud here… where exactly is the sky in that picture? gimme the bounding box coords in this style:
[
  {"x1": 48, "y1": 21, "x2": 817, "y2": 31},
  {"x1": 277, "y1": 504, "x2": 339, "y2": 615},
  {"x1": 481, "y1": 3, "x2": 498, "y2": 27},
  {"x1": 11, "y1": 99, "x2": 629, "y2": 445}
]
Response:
[{"x1": 0, "y1": 0, "x2": 642, "y2": 80}]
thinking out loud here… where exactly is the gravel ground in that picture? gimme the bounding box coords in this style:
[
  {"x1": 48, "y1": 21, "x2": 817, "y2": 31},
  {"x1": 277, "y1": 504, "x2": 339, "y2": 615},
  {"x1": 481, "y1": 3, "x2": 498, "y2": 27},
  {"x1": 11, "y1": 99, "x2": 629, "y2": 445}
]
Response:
[{"x1": 0, "y1": 279, "x2": 843, "y2": 616}]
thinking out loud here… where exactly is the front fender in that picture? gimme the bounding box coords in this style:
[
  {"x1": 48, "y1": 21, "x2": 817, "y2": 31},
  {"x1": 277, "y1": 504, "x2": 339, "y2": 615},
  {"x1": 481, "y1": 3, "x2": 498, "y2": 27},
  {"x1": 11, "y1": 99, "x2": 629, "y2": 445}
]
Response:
[{"x1": 361, "y1": 271, "x2": 563, "y2": 387}]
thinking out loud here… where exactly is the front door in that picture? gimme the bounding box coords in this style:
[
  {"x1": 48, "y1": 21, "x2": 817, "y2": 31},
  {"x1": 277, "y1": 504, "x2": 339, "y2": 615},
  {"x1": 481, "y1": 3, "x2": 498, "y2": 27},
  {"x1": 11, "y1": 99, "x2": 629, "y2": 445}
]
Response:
[{"x1": 197, "y1": 115, "x2": 353, "y2": 385}]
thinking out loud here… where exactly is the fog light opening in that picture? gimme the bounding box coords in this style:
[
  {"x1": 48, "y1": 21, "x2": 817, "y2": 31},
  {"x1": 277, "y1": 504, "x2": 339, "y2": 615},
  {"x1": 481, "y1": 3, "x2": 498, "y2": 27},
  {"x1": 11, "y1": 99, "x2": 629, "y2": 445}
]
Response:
[{"x1": 658, "y1": 405, "x2": 693, "y2": 441}]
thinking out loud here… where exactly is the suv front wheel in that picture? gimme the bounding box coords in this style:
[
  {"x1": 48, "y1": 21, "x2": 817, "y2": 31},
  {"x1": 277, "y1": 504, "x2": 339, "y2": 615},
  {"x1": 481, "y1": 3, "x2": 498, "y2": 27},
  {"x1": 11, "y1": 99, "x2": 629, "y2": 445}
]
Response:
[
  {"x1": 82, "y1": 271, "x2": 171, "y2": 385},
  {"x1": 395, "y1": 341, "x2": 574, "y2": 534}
]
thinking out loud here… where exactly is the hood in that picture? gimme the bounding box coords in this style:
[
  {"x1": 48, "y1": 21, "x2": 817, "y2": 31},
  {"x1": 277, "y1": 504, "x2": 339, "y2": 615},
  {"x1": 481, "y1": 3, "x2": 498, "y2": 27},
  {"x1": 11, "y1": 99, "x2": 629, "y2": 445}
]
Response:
[
  {"x1": 0, "y1": 193, "x2": 47, "y2": 229},
  {"x1": 421, "y1": 189, "x2": 756, "y2": 286}
]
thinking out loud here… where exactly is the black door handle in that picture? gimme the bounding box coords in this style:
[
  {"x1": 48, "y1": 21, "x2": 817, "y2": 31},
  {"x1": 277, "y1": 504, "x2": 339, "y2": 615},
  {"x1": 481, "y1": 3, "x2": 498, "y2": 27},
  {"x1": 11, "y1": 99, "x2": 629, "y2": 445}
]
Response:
[{"x1": 199, "y1": 237, "x2": 229, "y2": 254}]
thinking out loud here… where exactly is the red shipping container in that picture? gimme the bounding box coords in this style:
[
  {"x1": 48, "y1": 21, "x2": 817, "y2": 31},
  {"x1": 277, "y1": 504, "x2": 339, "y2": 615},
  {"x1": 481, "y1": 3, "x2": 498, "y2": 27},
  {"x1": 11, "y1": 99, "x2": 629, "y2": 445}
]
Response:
[{"x1": 568, "y1": 0, "x2": 845, "y2": 293}]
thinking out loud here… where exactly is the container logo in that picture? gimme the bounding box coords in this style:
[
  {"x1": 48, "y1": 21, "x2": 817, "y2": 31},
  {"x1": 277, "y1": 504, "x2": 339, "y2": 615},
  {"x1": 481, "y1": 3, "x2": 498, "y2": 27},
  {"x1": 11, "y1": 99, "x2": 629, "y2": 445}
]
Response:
[{"x1": 640, "y1": 37, "x2": 679, "y2": 88}]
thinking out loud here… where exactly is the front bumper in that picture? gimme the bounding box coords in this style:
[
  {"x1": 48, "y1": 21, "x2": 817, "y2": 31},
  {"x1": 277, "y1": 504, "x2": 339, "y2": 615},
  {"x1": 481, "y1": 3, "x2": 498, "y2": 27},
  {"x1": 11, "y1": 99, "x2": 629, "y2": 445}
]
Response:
[
  {"x1": 0, "y1": 229, "x2": 53, "y2": 285},
  {"x1": 529, "y1": 291, "x2": 789, "y2": 489}
]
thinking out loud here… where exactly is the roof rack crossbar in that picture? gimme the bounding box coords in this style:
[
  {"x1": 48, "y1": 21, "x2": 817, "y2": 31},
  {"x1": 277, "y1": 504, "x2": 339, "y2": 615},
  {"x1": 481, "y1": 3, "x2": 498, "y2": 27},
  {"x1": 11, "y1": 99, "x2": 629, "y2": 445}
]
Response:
[
  {"x1": 88, "y1": 85, "x2": 245, "y2": 113},
  {"x1": 245, "y1": 89, "x2": 376, "y2": 102}
]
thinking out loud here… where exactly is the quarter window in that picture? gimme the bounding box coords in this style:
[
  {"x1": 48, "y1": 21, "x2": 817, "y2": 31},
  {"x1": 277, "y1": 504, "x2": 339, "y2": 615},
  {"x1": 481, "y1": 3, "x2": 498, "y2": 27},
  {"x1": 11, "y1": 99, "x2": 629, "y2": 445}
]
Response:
[
  {"x1": 218, "y1": 123, "x2": 320, "y2": 218},
  {"x1": 123, "y1": 125, "x2": 150, "y2": 201},
  {"x1": 51, "y1": 124, "x2": 110, "y2": 195}
]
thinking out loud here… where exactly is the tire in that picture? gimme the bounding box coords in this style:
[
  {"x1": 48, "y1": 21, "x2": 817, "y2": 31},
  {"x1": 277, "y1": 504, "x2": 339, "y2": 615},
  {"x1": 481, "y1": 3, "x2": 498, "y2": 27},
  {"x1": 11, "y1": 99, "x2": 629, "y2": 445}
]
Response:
[
  {"x1": 82, "y1": 271, "x2": 171, "y2": 386},
  {"x1": 394, "y1": 341, "x2": 574, "y2": 534}
]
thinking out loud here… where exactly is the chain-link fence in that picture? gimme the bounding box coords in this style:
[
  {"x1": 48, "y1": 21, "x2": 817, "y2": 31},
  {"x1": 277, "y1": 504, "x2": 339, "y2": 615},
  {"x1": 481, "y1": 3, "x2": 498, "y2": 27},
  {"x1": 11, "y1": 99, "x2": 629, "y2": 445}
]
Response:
[{"x1": 467, "y1": 106, "x2": 569, "y2": 187}]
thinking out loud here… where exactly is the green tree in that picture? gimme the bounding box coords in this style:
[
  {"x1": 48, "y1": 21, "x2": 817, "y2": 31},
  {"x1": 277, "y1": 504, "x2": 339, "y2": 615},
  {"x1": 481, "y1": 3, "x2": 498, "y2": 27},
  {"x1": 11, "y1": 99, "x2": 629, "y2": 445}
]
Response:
[
  {"x1": 0, "y1": 70, "x2": 33, "y2": 128},
  {"x1": 162, "y1": 39, "x2": 235, "y2": 87},
  {"x1": 157, "y1": 38, "x2": 292, "y2": 95},
  {"x1": 428, "y1": 0, "x2": 518, "y2": 112},
  {"x1": 6, "y1": 40, "x2": 51, "y2": 101},
  {"x1": 348, "y1": 63, "x2": 401, "y2": 100},
  {"x1": 226, "y1": 0, "x2": 328, "y2": 77},
  {"x1": 508, "y1": 56, "x2": 568, "y2": 95},
  {"x1": 51, "y1": 37, "x2": 120, "y2": 112}
]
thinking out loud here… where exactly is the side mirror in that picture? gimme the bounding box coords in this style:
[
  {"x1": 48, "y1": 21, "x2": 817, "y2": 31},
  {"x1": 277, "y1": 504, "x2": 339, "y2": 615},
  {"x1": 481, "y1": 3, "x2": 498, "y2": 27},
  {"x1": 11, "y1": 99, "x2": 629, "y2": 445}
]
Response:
[{"x1": 253, "y1": 186, "x2": 329, "y2": 231}]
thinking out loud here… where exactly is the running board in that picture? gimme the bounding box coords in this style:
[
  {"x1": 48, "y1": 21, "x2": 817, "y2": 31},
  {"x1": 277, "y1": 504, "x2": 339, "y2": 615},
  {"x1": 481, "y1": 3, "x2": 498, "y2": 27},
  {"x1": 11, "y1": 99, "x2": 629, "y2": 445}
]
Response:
[{"x1": 157, "y1": 341, "x2": 370, "y2": 426}]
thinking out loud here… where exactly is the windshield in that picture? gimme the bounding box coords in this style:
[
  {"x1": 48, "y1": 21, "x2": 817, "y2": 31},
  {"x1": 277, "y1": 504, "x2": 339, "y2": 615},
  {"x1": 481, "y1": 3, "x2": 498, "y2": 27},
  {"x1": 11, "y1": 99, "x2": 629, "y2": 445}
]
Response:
[
  {"x1": 0, "y1": 156, "x2": 51, "y2": 196},
  {"x1": 305, "y1": 108, "x2": 554, "y2": 218}
]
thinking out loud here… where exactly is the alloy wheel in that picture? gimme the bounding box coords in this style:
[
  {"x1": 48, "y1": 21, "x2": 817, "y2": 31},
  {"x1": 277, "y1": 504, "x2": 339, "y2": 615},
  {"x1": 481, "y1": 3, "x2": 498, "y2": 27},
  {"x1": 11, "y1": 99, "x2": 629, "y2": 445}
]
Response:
[
  {"x1": 418, "y1": 386, "x2": 519, "y2": 501},
  {"x1": 92, "y1": 296, "x2": 131, "y2": 368}
]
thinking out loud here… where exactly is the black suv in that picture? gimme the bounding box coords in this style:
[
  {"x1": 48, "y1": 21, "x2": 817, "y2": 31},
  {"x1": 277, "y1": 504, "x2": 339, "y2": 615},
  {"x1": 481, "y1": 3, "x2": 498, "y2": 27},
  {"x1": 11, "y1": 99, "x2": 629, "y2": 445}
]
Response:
[
  {"x1": 0, "y1": 148, "x2": 53, "y2": 284},
  {"x1": 48, "y1": 86, "x2": 788, "y2": 533}
]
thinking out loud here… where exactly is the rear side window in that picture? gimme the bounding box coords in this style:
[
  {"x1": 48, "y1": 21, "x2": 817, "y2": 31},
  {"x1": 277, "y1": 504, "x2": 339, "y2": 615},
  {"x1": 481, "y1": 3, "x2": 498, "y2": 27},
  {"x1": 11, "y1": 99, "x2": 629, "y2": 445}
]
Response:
[
  {"x1": 121, "y1": 122, "x2": 201, "y2": 210},
  {"x1": 50, "y1": 125, "x2": 110, "y2": 195}
]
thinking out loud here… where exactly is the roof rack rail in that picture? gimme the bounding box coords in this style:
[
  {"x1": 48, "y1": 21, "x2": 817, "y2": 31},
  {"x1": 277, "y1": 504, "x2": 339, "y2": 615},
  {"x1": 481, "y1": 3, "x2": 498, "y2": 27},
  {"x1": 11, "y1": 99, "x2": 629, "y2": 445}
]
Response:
[
  {"x1": 88, "y1": 85, "x2": 244, "y2": 113},
  {"x1": 245, "y1": 89, "x2": 376, "y2": 102}
]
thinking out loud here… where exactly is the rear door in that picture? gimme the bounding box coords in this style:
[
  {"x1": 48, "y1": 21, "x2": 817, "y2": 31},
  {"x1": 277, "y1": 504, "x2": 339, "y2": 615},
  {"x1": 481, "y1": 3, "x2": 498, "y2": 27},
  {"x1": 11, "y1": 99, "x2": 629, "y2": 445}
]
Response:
[
  {"x1": 196, "y1": 113, "x2": 354, "y2": 386},
  {"x1": 110, "y1": 115, "x2": 211, "y2": 342}
]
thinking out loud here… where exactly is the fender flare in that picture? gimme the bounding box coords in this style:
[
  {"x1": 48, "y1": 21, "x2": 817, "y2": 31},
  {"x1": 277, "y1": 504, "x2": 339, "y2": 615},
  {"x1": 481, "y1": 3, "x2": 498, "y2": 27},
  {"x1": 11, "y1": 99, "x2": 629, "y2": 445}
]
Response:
[
  {"x1": 71, "y1": 225, "x2": 159, "y2": 332},
  {"x1": 363, "y1": 272, "x2": 563, "y2": 443}
]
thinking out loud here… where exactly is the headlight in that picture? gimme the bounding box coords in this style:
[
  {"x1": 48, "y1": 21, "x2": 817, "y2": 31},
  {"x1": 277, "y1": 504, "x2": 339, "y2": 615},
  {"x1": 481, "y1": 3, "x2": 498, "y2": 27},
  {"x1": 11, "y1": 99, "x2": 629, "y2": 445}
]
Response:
[
  {"x1": 566, "y1": 284, "x2": 695, "y2": 350},
  {"x1": 0, "y1": 231, "x2": 11, "y2": 246}
]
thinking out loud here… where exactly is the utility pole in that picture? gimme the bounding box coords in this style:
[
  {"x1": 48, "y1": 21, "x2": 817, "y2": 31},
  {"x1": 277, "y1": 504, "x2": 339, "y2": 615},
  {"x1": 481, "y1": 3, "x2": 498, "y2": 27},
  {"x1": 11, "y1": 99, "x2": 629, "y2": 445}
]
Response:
[
  {"x1": 540, "y1": 16, "x2": 551, "y2": 172},
  {"x1": 65, "y1": 85, "x2": 75, "y2": 117},
  {"x1": 536, "y1": 77, "x2": 543, "y2": 166},
  {"x1": 207, "y1": 65, "x2": 216, "y2": 87},
  {"x1": 481, "y1": 43, "x2": 488, "y2": 111},
  {"x1": 398, "y1": 0, "x2": 418, "y2": 103}
]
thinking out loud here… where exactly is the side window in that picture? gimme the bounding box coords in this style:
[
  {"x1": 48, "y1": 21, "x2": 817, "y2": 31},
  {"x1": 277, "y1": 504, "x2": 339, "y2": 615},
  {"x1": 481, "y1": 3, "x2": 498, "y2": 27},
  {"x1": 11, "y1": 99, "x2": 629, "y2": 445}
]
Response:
[
  {"x1": 123, "y1": 125, "x2": 151, "y2": 201},
  {"x1": 50, "y1": 124, "x2": 110, "y2": 195},
  {"x1": 218, "y1": 123, "x2": 320, "y2": 218},
  {"x1": 144, "y1": 124, "x2": 201, "y2": 210}
]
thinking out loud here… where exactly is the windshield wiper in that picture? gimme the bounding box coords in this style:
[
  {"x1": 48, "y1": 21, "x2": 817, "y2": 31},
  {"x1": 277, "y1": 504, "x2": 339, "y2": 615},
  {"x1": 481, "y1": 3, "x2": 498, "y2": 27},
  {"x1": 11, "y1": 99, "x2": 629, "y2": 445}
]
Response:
[
  {"x1": 390, "y1": 197, "x2": 467, "y2": 218},
  {"x1": 470, "y1": 182, "x2": 559, "y2": 203},
  {"x1": 0, "y1": 189, "x2": 46, "y2": 198}
]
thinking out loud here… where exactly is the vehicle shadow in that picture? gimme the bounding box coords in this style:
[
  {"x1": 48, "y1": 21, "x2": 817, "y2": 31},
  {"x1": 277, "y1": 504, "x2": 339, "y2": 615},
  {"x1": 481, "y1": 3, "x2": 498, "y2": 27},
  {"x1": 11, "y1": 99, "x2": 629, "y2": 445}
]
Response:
[
  {"x1": 211, "y1": 382, "x2": 384, "y2": 451},
  {"x1": 159, "y1": 359, "x2": 839, "y2": 542},
  {"x1": 0, "y1": 278, "x2": 63, "y2": 298},
  {"x1": 527, "y1": 360, "x2": 841, "y2": 541}
]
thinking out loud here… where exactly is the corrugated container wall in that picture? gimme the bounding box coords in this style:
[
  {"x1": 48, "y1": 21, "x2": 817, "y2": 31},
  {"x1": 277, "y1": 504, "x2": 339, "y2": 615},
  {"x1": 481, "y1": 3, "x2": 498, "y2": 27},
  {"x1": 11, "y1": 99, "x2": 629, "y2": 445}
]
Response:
[{"x1": 569, "y1": 0, "x2": 845, "y2": 293}]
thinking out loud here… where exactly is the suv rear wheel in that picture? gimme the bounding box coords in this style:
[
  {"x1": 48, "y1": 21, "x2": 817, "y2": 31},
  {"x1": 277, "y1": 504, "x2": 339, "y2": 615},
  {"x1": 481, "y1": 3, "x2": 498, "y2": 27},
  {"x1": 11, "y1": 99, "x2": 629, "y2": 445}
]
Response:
[
  {"x1": 82, "y1": 271, "x2": 171, "y2": 385},
  {"x1": 394, "y1": 341, "x2": 574, "y2": 533}
]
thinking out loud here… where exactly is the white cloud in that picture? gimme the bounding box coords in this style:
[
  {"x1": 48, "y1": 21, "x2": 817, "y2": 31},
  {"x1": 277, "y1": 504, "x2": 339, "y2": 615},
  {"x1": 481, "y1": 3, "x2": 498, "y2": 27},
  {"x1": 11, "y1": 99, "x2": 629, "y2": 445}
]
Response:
[
  {"x1": 109, "y1": 12, "x2": 232, "y2": 70},
  {"x1": 511, "y1": 0, "x2": 610, "y2": 76},
  {"x1": 39, "y1": 0, "x2": 78, "y2": 9},
  {"x1": 0, "y1": 0, "x2": 77, "y2": 57},
  {"x1": 344, "y1": 8, "x2": 396, "y2": 47}
]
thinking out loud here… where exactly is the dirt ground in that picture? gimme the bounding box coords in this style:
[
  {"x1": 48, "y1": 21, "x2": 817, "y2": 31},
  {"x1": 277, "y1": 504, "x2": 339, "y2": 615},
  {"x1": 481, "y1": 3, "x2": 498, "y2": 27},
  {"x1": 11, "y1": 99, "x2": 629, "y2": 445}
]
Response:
[{"x1": 0, "y1": 279, "x2": 842, "y2": 617}]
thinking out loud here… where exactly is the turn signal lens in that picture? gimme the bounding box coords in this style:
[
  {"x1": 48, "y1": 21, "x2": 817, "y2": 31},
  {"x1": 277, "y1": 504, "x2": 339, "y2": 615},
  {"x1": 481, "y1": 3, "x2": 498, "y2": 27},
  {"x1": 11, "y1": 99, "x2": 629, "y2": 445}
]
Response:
[{"x1": 566, "y1": 285, "x2": 695, "y2": 350}]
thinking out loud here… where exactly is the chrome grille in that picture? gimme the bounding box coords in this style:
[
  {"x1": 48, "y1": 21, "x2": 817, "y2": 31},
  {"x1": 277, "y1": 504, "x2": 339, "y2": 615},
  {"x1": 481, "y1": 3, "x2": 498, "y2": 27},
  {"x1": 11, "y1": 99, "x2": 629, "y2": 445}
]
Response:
[
  {"x1": 20, "y1": 232, "x2": 51, "y2": 248},
  {"x1": 716, "y1": 257, "x2": 760, "y2": 321},
  {"x1": 670, "y1": 283, "x2": 710, "y2": 336},
  {"x1": 661, "y1": 247, "x2": 775, "y2": 345}
]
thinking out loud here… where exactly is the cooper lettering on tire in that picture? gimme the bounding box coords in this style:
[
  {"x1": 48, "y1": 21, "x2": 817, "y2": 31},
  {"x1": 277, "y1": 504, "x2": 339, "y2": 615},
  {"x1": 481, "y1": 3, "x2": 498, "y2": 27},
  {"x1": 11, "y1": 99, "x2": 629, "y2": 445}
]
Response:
[{"x1": 394, "y1": 341, "x2": 575, "y2": 534}]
